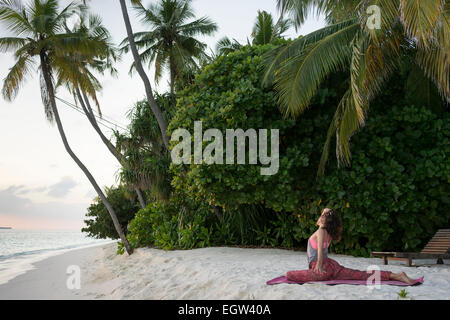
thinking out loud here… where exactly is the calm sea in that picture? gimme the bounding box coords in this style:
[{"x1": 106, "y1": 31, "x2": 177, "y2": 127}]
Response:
[{"x1": 0, "y1": 229, "x2": 113, "y2": 285}]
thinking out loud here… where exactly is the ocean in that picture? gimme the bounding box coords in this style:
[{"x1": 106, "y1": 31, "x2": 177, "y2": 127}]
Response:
[{"x1": 0, "y1": 229, "x2": 114, "y2": 285}]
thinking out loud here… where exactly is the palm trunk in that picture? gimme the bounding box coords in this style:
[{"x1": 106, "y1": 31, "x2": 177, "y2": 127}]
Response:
[
  {"x1": 170, "y1": 57, "x2": 175, "y2": 96},
  {"x1": 119, "y1": 0, "x2": 170, "y2": 151},
  {"x1": 76, "y1": 88, "x2": 123, "y2": 163},
  {"x1": 136, "y1": 187, "x2": 147, "y2": 208},
  {"x1": 40, "y1": 52, "x2": 133, "y2": 255},
  {"x1": 76, "y1": 89, "x2": 147, "y2": 210}
]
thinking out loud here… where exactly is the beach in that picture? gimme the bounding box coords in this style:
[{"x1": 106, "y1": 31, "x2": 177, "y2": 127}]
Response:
[{"x1": 0, "y1": 242, "x2": 449, "y2": 300}]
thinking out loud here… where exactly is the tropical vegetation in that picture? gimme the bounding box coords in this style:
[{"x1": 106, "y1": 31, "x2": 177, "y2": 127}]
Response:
[{"x1": 264, "y1": 0, "x2": 449, "y2": 177}]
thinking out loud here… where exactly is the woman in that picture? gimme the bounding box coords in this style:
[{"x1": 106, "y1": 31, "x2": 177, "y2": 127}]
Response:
[{"x1": 286, "y1": 208, "x2": 416, "y2": 284}]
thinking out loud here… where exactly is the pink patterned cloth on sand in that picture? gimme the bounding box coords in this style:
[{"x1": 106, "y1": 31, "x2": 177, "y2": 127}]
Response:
[{"x1": 286, "y1": 258, "x2": 391, "y2": 283}]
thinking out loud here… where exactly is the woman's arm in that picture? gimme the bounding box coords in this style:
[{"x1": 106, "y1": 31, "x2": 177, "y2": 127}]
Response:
[{"x1": 314, "y1": 228, "x2": 326, "y2": 273}]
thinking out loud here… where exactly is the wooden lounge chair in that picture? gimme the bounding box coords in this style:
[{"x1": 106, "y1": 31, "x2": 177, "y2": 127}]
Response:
[{"x1": 371, "y1": 229, "x2": 450, "y2": 267}]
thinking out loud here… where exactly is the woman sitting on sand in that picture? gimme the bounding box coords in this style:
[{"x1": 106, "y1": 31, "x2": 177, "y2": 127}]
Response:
[{"x1": 286, "y1": 208, "x2": 416, "y2": 285}]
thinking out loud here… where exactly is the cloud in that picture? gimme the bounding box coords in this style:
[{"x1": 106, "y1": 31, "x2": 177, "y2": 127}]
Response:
[
  {"x1": 11, "y1": 185, "x2": 47, "y2": 196},
  {"x1": 2, "y1": 177, "x2": 77, "y2": 199},
  {"x1": 0, "y1": 185, "x2": 88, "y2": 222},
  {"x1": 5, "y1": 185, "x2": 27, "y2": 194},
  {"x1": 47, "y1": 176, "x2": 77, "y2": 198}
]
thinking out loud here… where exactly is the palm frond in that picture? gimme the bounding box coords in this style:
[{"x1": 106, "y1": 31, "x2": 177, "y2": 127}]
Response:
[
  {"x1": 271, "y1": 21, "x2": 360, "y2": 118},
  {"x1": 416, "y1": 44, "x2": 450, "y2": 103},
  {"x1": 134, "y1": 1, "x2": 162, "y2": 26},
  {"x1": 48, "y1": 32, "x2": 109, "y2": 57},
  {"x1": 215, "y1": 36, "x2": 242, "y2": 56},
  {"x1": 52, "y1": 0, "x2": 86, "y2": 34},
  {"x1": 0, "y1": 36, "x2": 26, "y2": 52},
  {"x1": 334, "y1": 89, "x2": 359, "y2": 169},
  {"x1": 179, "y1": 16, "x2": 218, "y2": 37},
  {"x1": 252, "y1": 10, "x2": 274, "y2": 45},
  {"x1": 273, "y1": 14, "x2": 293, "y2": 37},
  {"x1": 405, "y1": 63, "x2": 444, "y2": 108},
  {"x1": 2, "y1": 53, "x2": 34, "y2": 101},
  {"x1": 277, "y1": 0, "x2": 321, "y2": 29},
  {"x1": 0, "y1": 0, "x2": 33, "y2": 35},
  {"x1": 277, "y1": 0, "x2": 359, "y2": 29},
  {"x1": 317, "y1": 99, "x2": 339, "y2": 177},
  {"x1": 262, "y1": 18, "x2": 358, "y2": 87},
  {"x1": 400, "y1": 0, "x2": 444, "y2": 48},
  {"x1": 359, "y1": 0, "x2": 400, "y2": 41}
]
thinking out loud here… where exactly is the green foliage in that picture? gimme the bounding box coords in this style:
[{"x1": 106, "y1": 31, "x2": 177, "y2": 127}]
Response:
[
  {"x1": 397, "y1": 289, "x2": 409, "y2": 299},
  {"x1": 127, "y1": 201, "x2": 177, "y2": 250},
  {"x1": 116, "y1": 96, "x2": 174, "y2": 201},
  {"x1": 287, "y1": 104, "x2": 450, "y2": 257},
  {"x1": 82, "y1": 186, "x2": 140, "y2": 240},
  {"x1": 116, "y1": 241, "x2": 125, "y2": 255},
  {"x1": 166, "y1": 44, "x2": 449, "y2": 256},
  {"x1": 169, "y1": 45, "x2": 308, "y2": 213},
  {"x1": 126, "y1": 197, "x2": 215, "y2": 250},
  {"x1": 126, "y1": 194, "x2": 308, "y2": 250},
  {"x1": 310, "y1": 104, "x2": 450, "y2": 256}
]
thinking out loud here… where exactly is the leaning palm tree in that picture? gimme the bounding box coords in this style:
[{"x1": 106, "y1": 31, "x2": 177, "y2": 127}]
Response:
[
  {"x1": 264, "y1": 0, "x2": 449, "y2": 177},
  {"x1": 118, "y1": 0, "x2": 170, "y2": 151},
  {"x1": 0, "y1": 0, "x2": 133, "y2": 255},
  {"x1": 120, "y1": 0, "x2": 218, "y2": 95},
  {"x1": 252, "y1": 10, "x2": 292, "y2": 45},
  {"x1": 56, "y1": 13, "x2": 148, "y2": 209}
]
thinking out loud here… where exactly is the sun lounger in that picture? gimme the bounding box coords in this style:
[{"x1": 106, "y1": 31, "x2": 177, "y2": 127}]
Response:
[{"x1": 371, "y1": 229, "x2": 450, "y2": 267}]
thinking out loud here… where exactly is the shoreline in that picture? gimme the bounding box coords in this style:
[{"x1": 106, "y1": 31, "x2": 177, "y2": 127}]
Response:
[
  {"x1": 0, "y1": 243, "x2": 449, "y2": 300},
  {"x1": 0, "y1": 242, "x2": 116, "y2": 300},
  {"x1": 0, "y1": 240, "x2": 116, "y2": 287}
]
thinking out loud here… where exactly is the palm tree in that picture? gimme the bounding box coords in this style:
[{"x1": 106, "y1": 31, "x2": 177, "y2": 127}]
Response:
[
  {"x1": 264, "y1": 0, "x2": 449, "y2": 177},
  {"x1": 115, "y1": 95, "x2": 173, "y2": 203},
  {"x1": 118, "y1": 0, "x2": 171, "y2": 151},
  {"x1": 214, "y1": 11, "x2": 291, "y2": 57},
  {"x1": 0, "y1": 0, "x2": 133, "y2": 255},
  {"x1": 215, "y1": 36, "x2": 243, "y2": 56},
  {"x1": 120, "y1": 0, "x2": 218, "y2": 95},
  {"x1": 252, "y1": 10, "x2": 292, "y2": 45},
  {"x1": 56, "y1": 13, "x2": 148, "y2": 209}
]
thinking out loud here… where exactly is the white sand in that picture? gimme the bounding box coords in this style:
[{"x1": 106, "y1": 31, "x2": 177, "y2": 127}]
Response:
[{"x1": 0, "y1": 242, "x2": 449, "y2": 300}]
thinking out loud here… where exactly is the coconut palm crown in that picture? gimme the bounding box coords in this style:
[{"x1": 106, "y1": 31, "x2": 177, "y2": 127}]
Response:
[
  {"x1": 264, "y1": 0, "x2": 449, "y2": 177},
  {"x1": 120, "y1": 0, "x2": 218, "y2": 95}
]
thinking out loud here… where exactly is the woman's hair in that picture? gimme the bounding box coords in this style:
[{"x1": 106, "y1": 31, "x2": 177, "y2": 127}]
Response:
[{"x1": 321, "y1": 208, "x2": 343, "y2": 241}]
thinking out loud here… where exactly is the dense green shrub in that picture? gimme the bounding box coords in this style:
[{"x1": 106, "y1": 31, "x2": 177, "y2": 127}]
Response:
[
  {"x1": 125, "y1": 195, "x2": 306, "y2": 250},
  {"x1": 166, "y1": 44, "x2": 449, "y2": 256},
  {"x1": 126, "y1": 196, "x2": 217, "y2": 250},
  {"x1": 169, "y1": 44, "x2": 314, "y2": 213},
  {"x1": 127, "y1": 201, "x2": 178, "y2": 250},
  {"x1": 82, "y1": 186, "x2": 140, "y2": 239},
  {"x1": 307, "y1": 104, "x2": 450, "y2": 256}
]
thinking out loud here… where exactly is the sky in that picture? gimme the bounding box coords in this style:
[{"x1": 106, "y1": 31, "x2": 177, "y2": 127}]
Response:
[{"x1": 0, "y1": 0, "x2": 325, "y2": 230}]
